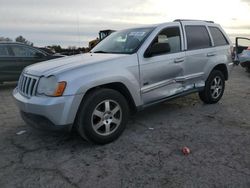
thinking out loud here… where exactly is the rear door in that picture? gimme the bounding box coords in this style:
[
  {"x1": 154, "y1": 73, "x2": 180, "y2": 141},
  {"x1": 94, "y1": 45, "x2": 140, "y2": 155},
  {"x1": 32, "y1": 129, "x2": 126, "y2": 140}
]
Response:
[{"x1": 182, "y1": 23, "x2": 213, "y2": 88}]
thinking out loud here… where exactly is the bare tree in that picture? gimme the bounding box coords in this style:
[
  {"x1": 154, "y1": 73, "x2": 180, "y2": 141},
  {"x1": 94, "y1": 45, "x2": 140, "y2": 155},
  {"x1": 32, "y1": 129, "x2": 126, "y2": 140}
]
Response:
[
  {"x1": 0, "y1": 37, "x2": 12, "y2": 42},
  {"x1": 15, "y1": 36, "x2": 33, "y2": 46}
]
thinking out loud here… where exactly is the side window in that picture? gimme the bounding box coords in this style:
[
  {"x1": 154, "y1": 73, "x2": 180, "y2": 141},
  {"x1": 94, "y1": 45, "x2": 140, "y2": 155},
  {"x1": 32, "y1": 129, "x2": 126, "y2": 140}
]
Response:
[
  {"x1": 209, "y1": 27, "x2": 229, "y2": 46},
  {"x1": 152, "y1": 27, "x2": 181, "y2": 54},
  {"x1": 185, "y1": 25, "x2": 211, "y2": 50},
  {"x1": 11, "y1": 45, "x2": 37, "y2": 57},
  {"x1": 0, "y1": 45, "x2": 9, "y2": 57}
]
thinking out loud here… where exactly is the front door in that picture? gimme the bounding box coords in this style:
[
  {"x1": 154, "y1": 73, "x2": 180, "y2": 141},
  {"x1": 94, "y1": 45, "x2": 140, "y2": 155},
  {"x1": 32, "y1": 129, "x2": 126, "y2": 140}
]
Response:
[
  {"x1": 138, "y1": 24, "x2": 185, "y2": 104},
  {"x1": 0, "y1": 44, "x2": 16, "y2": 82}
]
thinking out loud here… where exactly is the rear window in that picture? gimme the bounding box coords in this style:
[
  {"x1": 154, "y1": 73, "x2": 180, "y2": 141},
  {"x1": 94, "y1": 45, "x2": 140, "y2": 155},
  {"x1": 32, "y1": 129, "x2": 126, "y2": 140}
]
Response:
[
  {"x1": 0, "y1": 45, "x2": 9, "y2": 57},
  {"x1": 185, "y1": 25, "x2": 211, "y2": 50},
  {"x1": 209, "y1": 27, "x2": 229, "y2": 46}
]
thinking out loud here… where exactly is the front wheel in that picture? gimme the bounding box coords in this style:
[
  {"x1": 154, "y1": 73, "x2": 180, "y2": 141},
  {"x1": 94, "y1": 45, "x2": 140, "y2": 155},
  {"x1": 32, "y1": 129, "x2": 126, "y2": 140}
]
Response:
[
  {"x1": 76, "y1": 88, "x2": 129, "y2": 144},
  {"x1": 199, "y1": 70, "x2": 225, "y2": 104}
]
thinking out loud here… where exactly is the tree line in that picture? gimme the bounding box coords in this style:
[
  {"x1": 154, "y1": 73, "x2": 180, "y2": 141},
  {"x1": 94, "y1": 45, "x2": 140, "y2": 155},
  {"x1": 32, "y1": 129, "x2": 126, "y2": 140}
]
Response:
[
  {"x1": 0, "y1": 36, "x2": 33, "y2": 46},
  {"x1": 0, "y1": 36, "x2": 86, "y2": 55}
]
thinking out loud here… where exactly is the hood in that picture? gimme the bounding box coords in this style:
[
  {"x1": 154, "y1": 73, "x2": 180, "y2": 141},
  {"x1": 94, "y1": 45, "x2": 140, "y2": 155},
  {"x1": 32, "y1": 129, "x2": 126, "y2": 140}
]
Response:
[{"x1": 24, "y1": 53, "x2": 129, "y2": 77}]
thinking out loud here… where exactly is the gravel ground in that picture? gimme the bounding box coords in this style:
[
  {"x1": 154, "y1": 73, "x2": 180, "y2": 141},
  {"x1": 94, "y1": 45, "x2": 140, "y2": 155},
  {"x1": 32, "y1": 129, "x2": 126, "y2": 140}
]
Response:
[{"x1": 0, "y1": 66, "x2": 250, "y2": 188}]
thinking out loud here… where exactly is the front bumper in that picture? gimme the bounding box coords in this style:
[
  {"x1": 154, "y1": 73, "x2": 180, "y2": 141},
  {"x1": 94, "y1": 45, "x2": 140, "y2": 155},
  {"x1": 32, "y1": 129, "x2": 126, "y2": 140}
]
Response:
[
  {"x1": 13, "y1": 88, "x2": 84, "y2": 131},
  {"x1": 20, "y1": 111, "x2": 71, "y2": 131}
]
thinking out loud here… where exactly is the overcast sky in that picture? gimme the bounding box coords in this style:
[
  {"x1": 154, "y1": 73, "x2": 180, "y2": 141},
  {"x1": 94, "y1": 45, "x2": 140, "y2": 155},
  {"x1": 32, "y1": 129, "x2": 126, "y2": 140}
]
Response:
[{"x1": 0, "y1": 0, "x2": 250, "y2": 47}]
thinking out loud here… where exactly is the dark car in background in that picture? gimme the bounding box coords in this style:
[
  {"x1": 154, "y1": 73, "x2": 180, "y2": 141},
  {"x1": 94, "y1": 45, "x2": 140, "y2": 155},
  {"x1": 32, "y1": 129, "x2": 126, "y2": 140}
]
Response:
[{"x1": 0, "y1": 42, "x2": 64, "y2": 83}]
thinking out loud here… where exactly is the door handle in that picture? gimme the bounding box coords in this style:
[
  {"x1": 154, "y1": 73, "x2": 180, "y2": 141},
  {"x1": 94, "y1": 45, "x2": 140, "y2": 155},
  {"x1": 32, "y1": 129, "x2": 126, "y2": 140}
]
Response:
[
  {"x1": 174, "y1": 57, "x2": 184, "y2": 63},
  {"x1": 207, "y1": 52, "x2": 216, "y2": 57}
]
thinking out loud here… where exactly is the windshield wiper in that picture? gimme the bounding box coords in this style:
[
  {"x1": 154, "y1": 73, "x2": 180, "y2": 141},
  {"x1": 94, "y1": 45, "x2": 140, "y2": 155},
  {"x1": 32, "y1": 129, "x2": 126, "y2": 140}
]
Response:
[{"x1": 93, "y1": 50, "x2": 108, "y2": 53}]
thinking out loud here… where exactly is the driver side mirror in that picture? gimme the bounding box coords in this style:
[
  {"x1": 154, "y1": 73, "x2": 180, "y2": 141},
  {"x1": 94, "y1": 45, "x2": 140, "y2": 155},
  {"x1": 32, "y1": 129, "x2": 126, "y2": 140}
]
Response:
[{"x1": 144, "y1": 43, "x2": 171, "y2": 58}]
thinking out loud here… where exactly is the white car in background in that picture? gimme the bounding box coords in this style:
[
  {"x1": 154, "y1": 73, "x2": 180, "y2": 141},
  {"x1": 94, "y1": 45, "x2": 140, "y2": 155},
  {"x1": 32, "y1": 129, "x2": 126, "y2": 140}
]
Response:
[{"x1": 236, "y1": 37, "x2": 250, "y2": 72}]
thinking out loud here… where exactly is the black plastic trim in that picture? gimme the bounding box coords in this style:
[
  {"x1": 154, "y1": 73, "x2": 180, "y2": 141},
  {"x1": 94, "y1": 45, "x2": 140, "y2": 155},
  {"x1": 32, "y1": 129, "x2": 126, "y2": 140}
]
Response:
[{"x1": 20, "y1": 111, "x2": 72, "y2": 132}]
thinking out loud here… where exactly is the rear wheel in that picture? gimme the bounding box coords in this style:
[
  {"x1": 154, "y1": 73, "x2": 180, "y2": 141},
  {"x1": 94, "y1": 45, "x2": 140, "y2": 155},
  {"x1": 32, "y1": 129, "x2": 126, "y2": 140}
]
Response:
[
  {"x1": 199, "y1": 70, "x2": 225, "y2": 104},
  {"x1": 76, "y1": 88, "x2": 129, "y2": 144}
]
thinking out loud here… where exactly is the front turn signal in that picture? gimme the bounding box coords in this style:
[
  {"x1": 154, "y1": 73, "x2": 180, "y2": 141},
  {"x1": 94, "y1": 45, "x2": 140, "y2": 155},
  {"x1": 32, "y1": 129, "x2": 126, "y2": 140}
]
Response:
[{"x1": 53, "y1": 81, "x2": 67, "y2": 97}]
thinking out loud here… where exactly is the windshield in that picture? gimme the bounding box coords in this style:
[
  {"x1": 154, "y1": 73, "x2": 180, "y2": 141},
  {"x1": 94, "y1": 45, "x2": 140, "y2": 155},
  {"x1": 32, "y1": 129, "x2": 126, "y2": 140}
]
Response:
[{"x1": 91, "y1": 27, "x2": 154, "y2": 54}]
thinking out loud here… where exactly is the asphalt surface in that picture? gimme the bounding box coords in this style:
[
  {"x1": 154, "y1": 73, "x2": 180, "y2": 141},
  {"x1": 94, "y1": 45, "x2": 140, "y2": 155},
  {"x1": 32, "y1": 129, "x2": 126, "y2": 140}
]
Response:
[{"x1": 0, "y1": 66, "x2": 250, "y2": 188}]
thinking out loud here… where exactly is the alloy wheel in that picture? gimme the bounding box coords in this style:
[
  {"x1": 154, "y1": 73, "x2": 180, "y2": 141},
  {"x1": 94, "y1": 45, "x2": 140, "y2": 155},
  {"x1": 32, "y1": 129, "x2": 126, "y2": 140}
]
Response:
[
  {"x1": 210, "y1": 76, "x2": 223, "y2": 99},
  {"x1": 91, "y1": 100, "x2": 122, "y2": 136}
]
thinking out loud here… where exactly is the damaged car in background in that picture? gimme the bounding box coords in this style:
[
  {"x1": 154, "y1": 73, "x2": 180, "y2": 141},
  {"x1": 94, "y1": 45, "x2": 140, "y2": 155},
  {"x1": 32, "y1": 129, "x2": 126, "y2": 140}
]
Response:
[{"x1": 235, "y1": 37, "x2": 250, "y2": 72}]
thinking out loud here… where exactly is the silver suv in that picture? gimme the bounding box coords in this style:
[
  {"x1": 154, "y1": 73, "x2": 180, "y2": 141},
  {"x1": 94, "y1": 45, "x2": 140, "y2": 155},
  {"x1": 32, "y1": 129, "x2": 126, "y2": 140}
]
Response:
[{"x1": 13, "y1": 20, "x2": 234, "y2": 144}]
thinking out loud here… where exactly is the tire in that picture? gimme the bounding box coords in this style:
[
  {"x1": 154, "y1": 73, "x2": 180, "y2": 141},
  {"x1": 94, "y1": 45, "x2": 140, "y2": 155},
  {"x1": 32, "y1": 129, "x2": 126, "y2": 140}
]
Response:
[
  {"x1": 199, "y1": 70, "x2": 225, "y2": 104},
  {"x1": 76, "y1": 88, "x2": 129, "y2": 144}
]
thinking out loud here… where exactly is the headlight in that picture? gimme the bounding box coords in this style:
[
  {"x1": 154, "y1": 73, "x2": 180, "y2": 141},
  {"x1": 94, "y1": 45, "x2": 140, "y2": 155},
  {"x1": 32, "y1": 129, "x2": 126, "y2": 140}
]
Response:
[{"x1": 37, "y1": 76, "x2": 67, "y2": 97}]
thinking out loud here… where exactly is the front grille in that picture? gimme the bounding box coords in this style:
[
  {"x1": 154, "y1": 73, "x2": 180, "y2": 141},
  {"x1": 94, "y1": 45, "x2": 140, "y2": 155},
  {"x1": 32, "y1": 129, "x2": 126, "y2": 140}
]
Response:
[{"x1": 18, "y1": 74, "x2": 39, "y2": 97}]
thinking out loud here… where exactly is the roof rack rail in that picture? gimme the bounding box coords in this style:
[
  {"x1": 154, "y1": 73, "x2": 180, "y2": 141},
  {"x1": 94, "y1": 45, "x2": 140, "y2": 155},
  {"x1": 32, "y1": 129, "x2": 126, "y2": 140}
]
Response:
[{"x1": 174, "y1": 19, "x2": 214, "y2": 23}]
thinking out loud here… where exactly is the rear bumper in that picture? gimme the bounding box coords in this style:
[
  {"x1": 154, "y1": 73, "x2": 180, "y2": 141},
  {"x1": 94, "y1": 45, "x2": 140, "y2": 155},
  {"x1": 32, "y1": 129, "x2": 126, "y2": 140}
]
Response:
[{"x1": 13, "y1": 88, "x2": 84, "y2": 131}]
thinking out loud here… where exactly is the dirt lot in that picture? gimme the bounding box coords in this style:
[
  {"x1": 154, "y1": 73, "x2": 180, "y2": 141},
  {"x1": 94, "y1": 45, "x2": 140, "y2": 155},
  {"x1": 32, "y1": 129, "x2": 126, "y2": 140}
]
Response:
[{"x1": 0, "y1": 66, "x2": 250, "y2": 188}]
